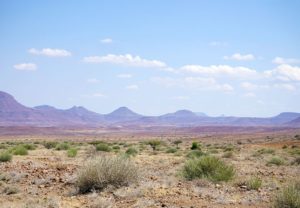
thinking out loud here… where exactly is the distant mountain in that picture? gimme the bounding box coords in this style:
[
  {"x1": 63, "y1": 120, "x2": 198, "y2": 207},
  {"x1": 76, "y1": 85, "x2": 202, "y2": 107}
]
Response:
[
  {"x1": 105, "y1": 107, "x2": 142, "y2": 122},
  {"x1": 1, "y1": 90, "x2": 300, "y2": 127}
]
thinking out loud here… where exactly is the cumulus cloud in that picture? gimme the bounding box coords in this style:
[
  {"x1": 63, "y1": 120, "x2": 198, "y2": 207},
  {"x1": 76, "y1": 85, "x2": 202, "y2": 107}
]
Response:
[
  {"x1": 126, "y1": 85, "x2": 139, "y2": 90},
  {"x1": 223, "y1": 53, "x2": 255, "y2": 61},
  {"x1": 83, "y1": 54, "x2": 168, "y2": 69},
  {"x1": 268, "y1": 64, "x2": 300, "y2": 81},
  {"x1": 272, "y1": 57, "x2": 300, "y2": 65},
  {"x1": 14, "y1": 63, "x2": 37, "y2": 71},
  {"x1": 117, "y1": 74, "x2": 132, "y2": 78},
  {"x1": 100, "y1": 38, "x2": 113, "y2": 43},
  {"x1": 152, "y1": 77, "x2": 234, "y2": 92},
  {"x1": 28, "y1": 48, "x2": 71, "y2": 57},
  {"x1": 181, "y1": 65, "x2": 257, "y2": 77}
]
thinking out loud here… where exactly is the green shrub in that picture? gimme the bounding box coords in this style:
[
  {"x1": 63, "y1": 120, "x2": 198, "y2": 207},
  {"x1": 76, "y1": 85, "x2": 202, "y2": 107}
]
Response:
[
  {"x1": 125, "y1": 147, "x2": 138, "y2": 156},
  {"x1": 12, "y1": 145, "x2": 28, "y2": 155},
  {"x1": 67, "y1": 148, "x2": 78, "y2": 157},
  {"x1": 43, "y1": 141, "x2": 58, "y2": 149},
  {"x1": 55, "y1": 142, "x2": 70, "y2": 150},
  {"x1": 246, "y1": 176, "x2": 262, "y2": 190},
  {"x1": 267, "y1": 157, "x2": 285, "y2": 166},
  {"x1": 166, "y1": 148, "x2": 177, "y2": 153},
  {"x1": 191, "y1": 142, "x2": 200, "y2": 150},
  {"x1": 148, "y1": 140, "x2": 161, "y2": 151},
  {"x1": 182, "y1": 156, "x2": 235, "y2": 182},
  {"x1": 22, "y1": 143, "x2": 36, "y2": 150},
  {"x1": 288, "y1": 148, "x2": 300, "y2": 156},
  {"x1": 0, "y1": 151, "x2": 12, "y2": 162},
  {"x1": 96, "y1": 143, "x2": 111, "y2": 152},
  {"x1": 173, "y1": 140, "x2": 182, "y2": 148},
  {"x1": 253, "y1": 148, "x2": 275, "y2": 157},
  {"x1": 112, "y1": 145, "x2": 120, "y2": 150},
  {"x1": 273, "y1": 182, "x2": 300, "y2": 208},
  {"x1": 186, "y1": 150, "x2": 206, "y2": 158},
  {"x1": 76, "y1": 156, "x2": 138, "y2": 193},
  {"x1": 222, "y1": 151, "x2": 234, "y2": 158},
  {"x1": 0, "y1": 144, "x2": 7, "y2": 149}
]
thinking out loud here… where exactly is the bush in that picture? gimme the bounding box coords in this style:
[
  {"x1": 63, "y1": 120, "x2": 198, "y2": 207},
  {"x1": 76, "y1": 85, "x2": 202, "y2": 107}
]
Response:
[
  {"x1": 96, "y1": 143, "x2": 111, "y2": 152},
  {"x1": 186, "y1": 150, "x2": 206, "y2": 158},
  {"x1": 253, "y1": 148, "x2": 275, "y2": 157},
  {"x1": 191, "y1": 142, "x2": 200, "y2": 150},
  {"x1": 273, "y1": 182, "x2": 300, "y2": 208},
  {"x1": 22, "y1": 143, "x2": 36, "y2": 150},
  {"x1": 125, "y1": 147, "x2": 138, "y2": 156},
  {"x1": 112, "y1": 145, "x2": 120, "y2": 150},
  {"x1": 76, "y1": 156, "x2": 138, "y2": 193},
  {"x1": 148, "y1": 140, "x2": 161, "y2": 151},
  {"x1": 166, "y1": 148, "x2": 177, "y2": 153},
  {"x1": 55, "y1": 142, "x2": 70, "y2": 150},
  {"x1": 67, "y1": 148, "x2": 78, "y2": 157},
  {"x1": 12, "y1": 145, "x2": 28, "y2": 155},
  {"x1": 291, "y1": 157, "x2": 300, "y2": 165},
  {"x1": 43, "y1": 141, "x2": 58, "y2": 149},
  {"x1": 182, "y1": 156, "x2": 235, "y2": 182},
  {"x1": 0, "y1": 151, "x2": 12, "y2": 162},
  {"x1": 267, "y1": 157, "x2": 285, "y2": 166},
  {"x1": 246, "y1": 177, "x2": 262, "y2": 190},
  {"x1": 173, "y1": 140, "x2": 182, "y2": 148}
]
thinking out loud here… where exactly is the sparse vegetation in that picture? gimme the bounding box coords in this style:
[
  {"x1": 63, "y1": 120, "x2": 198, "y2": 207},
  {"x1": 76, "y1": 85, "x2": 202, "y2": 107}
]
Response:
[
  {"x1": 246, "y1": 176, "x2": 262, "y2": 190},
  {"x1": 273, "y1": 181, "x2": 300, "y2": 208},
  {"x1": 182, "y1": 156, "x2": 235, "y2": 182},
  {"x1": 222, "y1": 151, "x2": 234, "y2": 158},
  {"x1": 76, "y1": 156, "x2": 138, "y2": 193},
  {"x1": 125, "y1": 147, "x2": 138, "y2": 156},
  {"x1": 267, "y1": 157, "x2": 285, "y2": 166},
  {"x1": 148, "y1": 140, "x2": 161, "y2": 151},
  {"x1": 43, "y1": 141, "x2": 58, "y2": 149},
  {"x1": 12, "y1": 145, "x2": 28, "y2": 155},
  {"x1": 0, "y1": 151, "x2": 12, "y2": 162},
  {"x1": 186, "y1": 150, "x2": 206, "y2": 158},
  {"x1": 253, "y1": 148, "x2": 275, "y2": 157},
  {"x1": 96, "y1": 143, "x2": 111, "y2": 152},
  {"x1": 55, "y1": 142, "x2": 70, "y2": 150},
  {"x1": 166, "y1": 147, "x2": 177, "y2": 153},
  {"x1": 291, "y1": 157, "x2": 300, "y2": 165},
  {"x1": 67, "y1": 148, "x2": 78, "y2": 157}
]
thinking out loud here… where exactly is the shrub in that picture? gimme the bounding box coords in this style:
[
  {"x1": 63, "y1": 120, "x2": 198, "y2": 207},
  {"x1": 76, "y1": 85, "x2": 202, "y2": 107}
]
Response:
[
  {"x1": 67, "y1": 148, "x2": 78, "y2": 157},
  {"x1": 43, "y1": 141, "x2": 58, "y2": 149},
  {"x1": 0, "y1": 151, "x2": 12, "y2": 162},
  {"x1": 182, "y1": 156, "x2": 235, "y2": 182},
  {"x1": 125, "y1": 147, "x2": 138, "y2": 156},
  {"x1": 246, "y1": 176, "x2": 262, "y2": 190},
  {"x1": 173, "y1": 140, "x2": 182, "y2": 148},
  {"x1": 166, "y1": 148, "x2": 177, "y2": 153},
  {"x1": 267, "y1": 157, "x2": 285, "y2": 166},
  {"x1": 2, "y1": 185, "x2": 19, "y2": 195},
  {"x1": 12, "y1": 145, "x2": 28, "y2": 155},
  {"x1": 223, "y1": 145, "x2": 234, "y2": 152},
  {"x1": 186, "y1": 150, "x2": 206, "y2": 158},
  {"x1": 96, "y1": 143, "x2": 111, "y2": 152},
  {"x1": 0, "y1": 144, "x2": 7, "y2": 149},
  {"x1": 76, "y1": 156, "x2": 138, "y2": 193},
  {"x1": 112, "y1": 145, "x2": 120, "y2": 150},
  {"x1": 22, "y1": 143, "x2": 36, "y2": 150},
  {"x1": 148, "y1": 140, "x2": 161, "y2": 151},
  {"x1": 253, "y1": 148, "x2": 275, "y2": 157},
  {"x1": 191, "y1": 142, "x2": 199, "y2": 150},
  {"x1": 273, "y1": 182, "x2": 300, "y2": 208},
  {"x1": 55, "y1": 142, "x2": 70, "y2": 150}
]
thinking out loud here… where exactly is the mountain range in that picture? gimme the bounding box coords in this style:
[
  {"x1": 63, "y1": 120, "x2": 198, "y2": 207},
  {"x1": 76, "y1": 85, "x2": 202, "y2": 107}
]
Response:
[{"x1": 0, "y1": 91, "x2": 300, "y2": 127}]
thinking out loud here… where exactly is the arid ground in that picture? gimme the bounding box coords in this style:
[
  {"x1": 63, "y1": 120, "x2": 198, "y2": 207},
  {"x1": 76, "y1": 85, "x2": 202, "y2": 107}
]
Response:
[{"x1": 0, "y1": 127, "x2": 300, "y2": 208}]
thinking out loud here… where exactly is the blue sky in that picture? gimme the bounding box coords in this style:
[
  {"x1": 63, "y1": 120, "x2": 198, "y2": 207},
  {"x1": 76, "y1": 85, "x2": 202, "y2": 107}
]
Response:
[{"x1": 1, "y1": 0, "x2": 300, "y2": 116}]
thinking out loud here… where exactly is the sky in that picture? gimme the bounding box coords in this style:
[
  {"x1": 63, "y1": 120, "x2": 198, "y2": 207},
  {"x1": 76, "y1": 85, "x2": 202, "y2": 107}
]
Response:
[{"x1": 1, "y1": 0, "x2": 300, "y2": 117}]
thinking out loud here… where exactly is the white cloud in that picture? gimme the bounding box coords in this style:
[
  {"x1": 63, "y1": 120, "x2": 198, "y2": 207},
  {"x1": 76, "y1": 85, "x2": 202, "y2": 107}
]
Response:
[
  {"x1": 171, "y1": 96, "x2": 190, "y2": 100},
  {"x1": 87, "y1": 78, "x2": 99, "y2": 83},
  {"x1": 223, "y1": 53, "x2": 255, "y2": 61},
  {"x1": 272, "y1": 57, "x2": 300, "y2": 65},
  {"x1": 13, "y1": 63, "x2": 37, "y2": 71},
  {"x1": 28, "y1": 48, "x2": 71, "y2": 57},
  {"x1": 152, "y1": 77, "x2": 234, "y2": 92},
  {"x1": 100, "y1": 38, "x2": 113, "y2": 44},
  {"x1": 269, "y1": 64, "x2": 300, "y2": 81},
  {"x1": 83, "y1": 54, "x2": 168, "y2": 69},
  {"x1": 117, "y1": 74, "x2": 132, "y2": 78},
  {"x1": 126, "y1": 85, "x2": 139, "y2": 90},
  {"x1": 181, "y1": 65, "x2": 257, "y2": 77}
]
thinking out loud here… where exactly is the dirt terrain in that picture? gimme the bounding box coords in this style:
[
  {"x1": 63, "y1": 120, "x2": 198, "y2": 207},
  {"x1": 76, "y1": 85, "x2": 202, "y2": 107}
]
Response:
[{"x1": 0, "y1": 128, "x2": 299, "y2": 208}]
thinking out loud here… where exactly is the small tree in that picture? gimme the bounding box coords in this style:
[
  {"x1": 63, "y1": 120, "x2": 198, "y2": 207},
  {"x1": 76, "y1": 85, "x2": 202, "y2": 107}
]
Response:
[
  {"x1": 191, "y1": 142, "x2": 199, "y2": 150},
  {"x1": 173, "y1": 140, "x2": 182, "y2": 148},
  {"x1": 148, "y1": 140, "x2": 161, "y2": 151}
]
